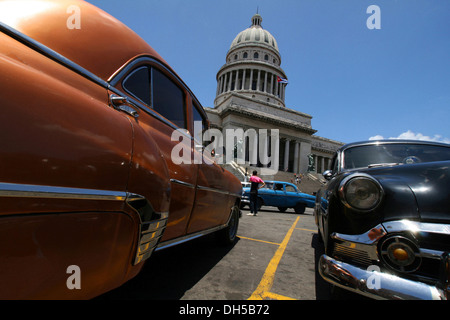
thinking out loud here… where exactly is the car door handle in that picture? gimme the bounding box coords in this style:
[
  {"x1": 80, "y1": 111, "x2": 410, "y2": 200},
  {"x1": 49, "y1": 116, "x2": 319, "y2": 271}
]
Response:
[{"x1": 110, "y1": 95, "x2": 139, "y2": 118}]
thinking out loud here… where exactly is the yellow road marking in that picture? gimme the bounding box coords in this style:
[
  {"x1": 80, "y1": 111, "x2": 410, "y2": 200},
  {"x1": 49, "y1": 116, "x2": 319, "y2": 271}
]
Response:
[
  {"x1": 262, "y1": 292, "x2": 296, "y2": 300},
  {"x1": 238, "y1": 236, "x2": 281, "y2": 246},
  {"x1": 248, "y1": 216, "x2": 300, "y2": 300},
  {"x1": 295, "y1": 227, "x2": 316, "y2": 233}
]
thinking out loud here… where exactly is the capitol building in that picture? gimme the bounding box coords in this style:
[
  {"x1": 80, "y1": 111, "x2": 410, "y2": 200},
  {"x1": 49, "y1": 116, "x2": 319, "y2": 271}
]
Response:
[{"x1": 204, "y1": 14, "x2": 343, "y2": 182}]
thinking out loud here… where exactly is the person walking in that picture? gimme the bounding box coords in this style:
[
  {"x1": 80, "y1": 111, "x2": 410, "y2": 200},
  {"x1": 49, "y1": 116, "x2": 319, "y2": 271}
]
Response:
[{"x1": 248, "y1": 170, "x2": 265, "y2": 216}]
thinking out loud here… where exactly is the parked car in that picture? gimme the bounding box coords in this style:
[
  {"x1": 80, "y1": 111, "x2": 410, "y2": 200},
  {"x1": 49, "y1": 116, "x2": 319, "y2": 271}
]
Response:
[
  {"x1": 315, "y1": 140, "x2": 450, "y2": 300},
  {"x1": 241, "y1": 181, "x2": 251, "y2": 189},
  {"x1": 242, "y1": 181, "x2": 315, "y2": 213},
  {"x1": 0, "y1": 0, "x2": 242, "y2": 299}
]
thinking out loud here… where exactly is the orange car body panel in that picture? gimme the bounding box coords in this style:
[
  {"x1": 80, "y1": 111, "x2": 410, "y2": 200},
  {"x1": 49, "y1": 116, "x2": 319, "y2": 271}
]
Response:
[
  {"x1": 0, "y1": 0, "x2": 167, "y2": 81},
  {"x1": 0, "y1": 0, "x2": 242, "y2": 299}
]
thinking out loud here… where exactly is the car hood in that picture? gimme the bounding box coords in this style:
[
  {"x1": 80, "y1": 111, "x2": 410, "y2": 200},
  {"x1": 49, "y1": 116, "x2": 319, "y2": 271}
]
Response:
[{"x1": 362, "y1": 160, "x2": 450, "y2": 223}]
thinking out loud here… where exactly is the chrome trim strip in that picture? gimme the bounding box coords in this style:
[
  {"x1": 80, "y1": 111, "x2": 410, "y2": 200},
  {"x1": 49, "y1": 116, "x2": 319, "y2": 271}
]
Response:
[
  {"x1": 0, "y1": 182, "x2": 127, "y2": 201},
  {"x1": 319, "y1": 254, "x2": 446, "y2": 300},
  {"x1": 230, "y1": 192, "x2": 243, "y2": 198},
  {"x1": 331, "y1": 226, "x2": 386, "y2": 262},
  {"x1": 332, "y1": 224, "x2": 387, "y2": 245},
  {"x1": 197, "y1": 185, "x2": 242, "y2": 198},
  {"x1": 155, "y1": 223, "x2": 228, "y2": 252},
  {"x1": 383, "y1": 220, "x2": 450, "y2": 236},
  {"x1": 170, "y1": 179, "x2": 195, "y2": 189},
  {"x1": 0, "y1": 22, "x2": 108, "y2": 89},
  {"x1": 169, "y1": 180, "x2": 241, "y2": 198},
  {"x1": 156, "y1": 204, "x2": 238, "y2": 252},
  {"x1": 197, "y1": 185, "x2": 231, "y2": 196}
]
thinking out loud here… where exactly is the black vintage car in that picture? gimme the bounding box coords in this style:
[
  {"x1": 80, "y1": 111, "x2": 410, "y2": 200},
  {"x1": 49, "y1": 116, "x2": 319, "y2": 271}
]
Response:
[{"x1": 315, "y1": 140, "x2": 450, "y2": 300}]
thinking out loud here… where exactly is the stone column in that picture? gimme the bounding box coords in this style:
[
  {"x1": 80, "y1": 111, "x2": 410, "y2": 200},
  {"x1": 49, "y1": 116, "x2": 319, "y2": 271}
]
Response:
[
  {"x1": 299, "y1": 142, "x2": 312, "y2": 173},
  {"x1": 223, "y1": 73, "x2": 228, "y2": 93},
  {"x1": 264, "y1": 71, "x2": 268, "y2": 93},
  {"x1": 284, "y1": 139, "x2": 290, "y2": 171},
  {"x1": 274, "y1": 75, "x2": 279, "y2": 97},
  {"x1": 250, "y1": 131, "x2": 258, "y2": 166},
  {"x1": 216, "y1": 76, "x2": 221, "y2": 95},
  {"x1": 293, "y1": 142, "x2": 299, "y2": 174},
  {"x1": 313, "y1": 155, "x2": 317, "y2": 173},
  {"x1": 256, "y1": 70, "x2": 261, "y2": 92}
]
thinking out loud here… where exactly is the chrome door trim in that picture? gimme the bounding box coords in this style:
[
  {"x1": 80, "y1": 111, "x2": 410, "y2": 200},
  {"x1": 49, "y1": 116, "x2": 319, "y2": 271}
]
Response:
[
  {"x1": 0, "y1": 182, "x2": 128, "y2": 201},
  {"x1": 170, "y1": 179, "x2": 195, "y2": 189},
  {"x1": 155, "y1": 223, "x2": 228, "y2": 252},
  {"x1": 197, "y1": 185, "x2": 242, "y2": 198},
  {"x1": 196, "y1": 185, "x2": 230, "y2": 195},
  {"x1": 155, "y1": 204, "x2": 239, "y2": 252}
]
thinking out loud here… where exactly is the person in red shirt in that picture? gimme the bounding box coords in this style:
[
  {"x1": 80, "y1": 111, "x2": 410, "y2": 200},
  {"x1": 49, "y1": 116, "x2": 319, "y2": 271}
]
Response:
[{"x1": 248, "y1": 170, "x2": 265, "y2": 216}]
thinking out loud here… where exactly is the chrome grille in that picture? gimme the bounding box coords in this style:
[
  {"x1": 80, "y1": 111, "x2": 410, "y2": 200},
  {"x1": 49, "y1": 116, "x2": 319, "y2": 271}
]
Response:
[{"x1": 333, "y1": 242, "x2": 373, "y2": 266}]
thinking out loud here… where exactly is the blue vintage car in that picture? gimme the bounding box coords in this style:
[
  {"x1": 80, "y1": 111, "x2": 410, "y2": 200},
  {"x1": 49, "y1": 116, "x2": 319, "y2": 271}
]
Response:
[{"x1": 242, "y1": 181, "x2": 315, "y2": 213}]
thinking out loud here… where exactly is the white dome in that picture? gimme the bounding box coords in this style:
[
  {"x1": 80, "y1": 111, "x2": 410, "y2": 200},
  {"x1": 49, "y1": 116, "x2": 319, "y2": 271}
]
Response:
[{"x1": 229, "y1": 14, "x2": 279, "y2": 53}]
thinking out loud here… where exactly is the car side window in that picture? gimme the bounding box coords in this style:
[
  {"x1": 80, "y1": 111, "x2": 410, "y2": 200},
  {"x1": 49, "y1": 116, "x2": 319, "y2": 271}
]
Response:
[
  {"x1": 121, "y1": 65, "x2": 187, "y2": 129},
  {"x1": 331, "y1": 153, "x2": 339, "y2": 173},
  {"x1": 285, "y1": 185, "x2": 296, "y2": 193},
  {"x1": 274, "y1": 184, "x2": 283, "y2": 191},
  {"x1": 122, "y1": 66, "x2": 151, "y2": 106},
  {"x1": 193, "y1": 104, "x2": 207, "y2": 146},
  {"x1": 152, "y1": 68, "x2": 186, "y2": 129}
]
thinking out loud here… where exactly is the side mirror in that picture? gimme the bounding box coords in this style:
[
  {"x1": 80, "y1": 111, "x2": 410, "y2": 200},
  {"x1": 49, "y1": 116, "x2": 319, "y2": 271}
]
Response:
[{"x1": 322, "y1": 170, "x2": 333, "y2": 181}]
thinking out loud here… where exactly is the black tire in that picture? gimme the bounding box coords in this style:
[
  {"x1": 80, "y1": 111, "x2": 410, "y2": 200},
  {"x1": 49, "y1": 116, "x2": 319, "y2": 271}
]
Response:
[
  {"x1": 294, "y1": 203, "x2": 306, "y2": 214},
  {"x1": 257, "y1": 198, "x2": 263, "y2": 210},
  {"x1": 216, "y1": 205, "x2": 240, "y2": 245}
]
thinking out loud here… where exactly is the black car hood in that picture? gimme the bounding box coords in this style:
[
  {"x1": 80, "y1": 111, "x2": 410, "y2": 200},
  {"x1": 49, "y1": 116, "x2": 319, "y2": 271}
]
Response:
[{"x1": 360, "y1": 160, "x2": 450, "y2": 223}]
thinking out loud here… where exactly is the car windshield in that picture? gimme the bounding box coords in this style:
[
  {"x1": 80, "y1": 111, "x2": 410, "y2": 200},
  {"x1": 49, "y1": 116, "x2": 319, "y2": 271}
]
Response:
[{"x1": 343, "y1": 143, "x2": 450, "y2": 170}]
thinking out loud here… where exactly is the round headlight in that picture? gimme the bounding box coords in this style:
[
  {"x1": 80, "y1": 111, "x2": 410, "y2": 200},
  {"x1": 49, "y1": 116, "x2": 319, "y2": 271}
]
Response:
[{"x1": 339, "y1": 174, "x2": 383, "y2": 211}]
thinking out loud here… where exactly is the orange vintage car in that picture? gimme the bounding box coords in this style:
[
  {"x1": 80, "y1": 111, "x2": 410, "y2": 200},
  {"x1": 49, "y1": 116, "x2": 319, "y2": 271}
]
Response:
[{"x1": 0, "y1": 0, "x2": 242, "y2": 299}]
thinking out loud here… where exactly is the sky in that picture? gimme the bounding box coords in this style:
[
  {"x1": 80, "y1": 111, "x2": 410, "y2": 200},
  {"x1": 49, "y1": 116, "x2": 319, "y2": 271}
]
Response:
[{"x1": 87, "y1": 0, "x2": 450, "y2": 144}]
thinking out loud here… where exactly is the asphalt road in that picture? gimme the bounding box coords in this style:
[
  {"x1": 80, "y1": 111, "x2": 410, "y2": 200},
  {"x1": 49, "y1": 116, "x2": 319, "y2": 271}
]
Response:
[{"x1": 99, "y1": 206, "x2": 360, "y2": 301}]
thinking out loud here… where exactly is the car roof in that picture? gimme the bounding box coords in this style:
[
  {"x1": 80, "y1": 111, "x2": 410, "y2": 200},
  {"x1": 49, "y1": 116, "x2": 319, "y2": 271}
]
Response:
[
  {"x1": 339, "y1": 139, "x2": 450, "y2": 152},
  {"x1": 0, "y1": 0, "x2": 170, "y2": 81},
  {"x1": 265, "y1": 180, "x2": 297, "y2": 186}
]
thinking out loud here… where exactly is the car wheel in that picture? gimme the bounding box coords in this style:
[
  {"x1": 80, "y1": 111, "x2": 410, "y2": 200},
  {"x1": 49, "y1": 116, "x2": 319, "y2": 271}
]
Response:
[
  {"x1": 257, "y1": 198, "x2": 263, "y2": 211},
  {"x1": 294, "y1": 203, "x2": 305, "y2": 214},
  {"x1": 278, "y1": 207, "x2": 287, "y2": 213},
  {"x1": 216, "y1": 205, "x2": 240, "y2": 245}
]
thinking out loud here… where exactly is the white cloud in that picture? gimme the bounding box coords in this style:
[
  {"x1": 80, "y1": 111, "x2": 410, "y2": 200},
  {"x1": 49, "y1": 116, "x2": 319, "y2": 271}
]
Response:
[
  {"x1": 369, "y1": 130, "x2": 450, "y2": 144},
  {"x1": 368, "y1": 135, "x2": 384, "y2": 141}
]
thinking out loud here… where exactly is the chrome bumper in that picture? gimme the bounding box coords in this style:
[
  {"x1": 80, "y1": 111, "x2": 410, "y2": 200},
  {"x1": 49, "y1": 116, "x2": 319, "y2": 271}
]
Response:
[{"x1": 319, "y1": 254, "x2": 446, "y2": 300}]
